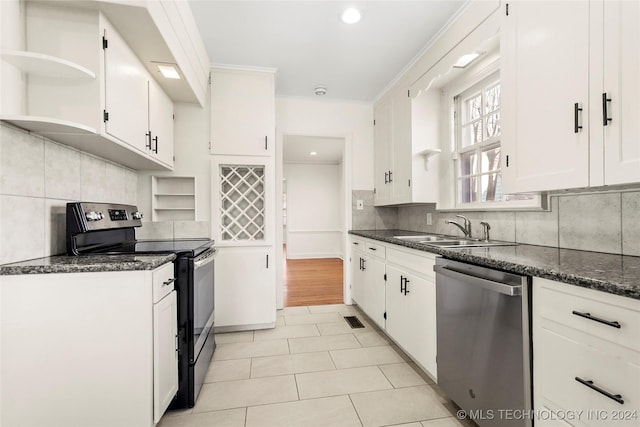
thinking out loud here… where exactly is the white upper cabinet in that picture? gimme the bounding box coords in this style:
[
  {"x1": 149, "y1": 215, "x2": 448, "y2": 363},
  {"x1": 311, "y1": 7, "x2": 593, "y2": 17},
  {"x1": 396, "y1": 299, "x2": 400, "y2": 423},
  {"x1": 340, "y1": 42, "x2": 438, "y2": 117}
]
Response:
[
  {"x1": 210, "y1": 68, "x2": 275, "y2": 157},
  {"x1": 148, "y1": 77, "x2": 175, "y2": 167},
  {"x1": 502, "y1": 0, "x2": 640, "y2": 193},
  {"x1": 599, "y1": 0, "x2": 640, "y2": 186},
  {"x1": 374, "y1": 81, "x2": 440, "y2": 206},
  {"x1": 374, "y1": 95, "x2": 392, "y2": 205},
  {"x1": 501, "y1": 0, "x2": 591, "y2": 192},
  {"x1": 104, "y1": 19, "x2": 150, "y2": 155}
]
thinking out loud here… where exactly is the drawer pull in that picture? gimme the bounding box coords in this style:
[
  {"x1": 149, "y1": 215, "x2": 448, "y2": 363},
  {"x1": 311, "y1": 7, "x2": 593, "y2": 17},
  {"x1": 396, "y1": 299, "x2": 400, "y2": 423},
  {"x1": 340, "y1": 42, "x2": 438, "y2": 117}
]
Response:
[
  {"x1": 369, "y1": 247, "x2": 377, "y2": 251},
  {"x1": 162, "y1": 278, "x2": 176, "y2": 287},
  {"x1": 571, "y1": 310, "x2": 621, "y2": 329},
  {"x1": 575, "y1": 377, "x2": 624, "y2": 405}
]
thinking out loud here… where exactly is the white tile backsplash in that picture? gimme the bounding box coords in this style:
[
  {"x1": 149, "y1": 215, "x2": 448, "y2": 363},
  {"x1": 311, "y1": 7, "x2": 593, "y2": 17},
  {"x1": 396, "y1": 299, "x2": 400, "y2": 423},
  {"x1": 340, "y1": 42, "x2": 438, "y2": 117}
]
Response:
[
  {"x1": 366, "y1": 188, "x2": 640, "y2": 256},
  {"x1": 44, "y1": 140, "x2": 81, "y2": 200},
  {"x1": 1, "y1": 195, "x2": 45, "y2": 263},
  {"x1": 0, "y1": 123, "x2": 138, "y2": 264},
  {"x1": 0, "y1": 125, "x2": 45, "y2": 197}
]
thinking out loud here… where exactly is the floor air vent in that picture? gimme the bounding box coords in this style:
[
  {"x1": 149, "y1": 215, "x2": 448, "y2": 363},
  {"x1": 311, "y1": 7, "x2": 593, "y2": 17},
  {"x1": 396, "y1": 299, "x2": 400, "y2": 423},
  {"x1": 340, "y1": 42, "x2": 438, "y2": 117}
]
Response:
[{"x1": 344, "y1": 315, "x2": 365, "y2": 329}]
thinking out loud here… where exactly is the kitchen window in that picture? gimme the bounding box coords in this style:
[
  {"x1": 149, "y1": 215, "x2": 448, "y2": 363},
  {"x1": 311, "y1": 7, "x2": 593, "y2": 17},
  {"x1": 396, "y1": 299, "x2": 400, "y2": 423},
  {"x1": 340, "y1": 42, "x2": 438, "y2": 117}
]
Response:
[{"x1": 452, "y1": 70, "x2": 539, "y2": 209}]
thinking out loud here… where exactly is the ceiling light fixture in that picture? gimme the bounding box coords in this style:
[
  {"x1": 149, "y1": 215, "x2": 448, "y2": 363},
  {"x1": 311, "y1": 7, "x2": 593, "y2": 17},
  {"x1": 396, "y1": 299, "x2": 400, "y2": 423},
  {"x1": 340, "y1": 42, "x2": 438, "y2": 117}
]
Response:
[
  {"x1": 157, "y1": 64, "x2": 181, "y2": 79},
  {"x1": 310, "y1": 151, "x2": 318, "y2": 156},
  {"x1": 452, "y1": 51, "x2": 485, "y2": 69},
  {"x1": 314, "y1": 86, "x2": 327, "y2": 96},
  {"x1": 341, "y1": 8, "x2": 361, "y2": 24}
]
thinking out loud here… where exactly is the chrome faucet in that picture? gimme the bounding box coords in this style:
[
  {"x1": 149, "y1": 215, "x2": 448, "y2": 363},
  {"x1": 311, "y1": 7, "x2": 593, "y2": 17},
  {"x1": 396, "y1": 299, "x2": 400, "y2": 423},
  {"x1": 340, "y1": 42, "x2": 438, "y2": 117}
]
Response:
[
  {"x1": 480, "y1": 221, "x2": 491, "y2": 241},
  {"x1": 444, "y1": 214, "x2": 472, "y2": 238}
]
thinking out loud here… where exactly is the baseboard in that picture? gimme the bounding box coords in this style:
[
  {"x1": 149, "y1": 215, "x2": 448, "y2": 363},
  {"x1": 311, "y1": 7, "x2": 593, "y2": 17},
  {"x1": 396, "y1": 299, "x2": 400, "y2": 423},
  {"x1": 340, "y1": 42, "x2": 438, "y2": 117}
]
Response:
[
  {"x1": 286, "y1": 252, "x2": 343, "y2": 260},
  {"x1": 214, "y1": 322, "x2": 275, "y2": 333}
]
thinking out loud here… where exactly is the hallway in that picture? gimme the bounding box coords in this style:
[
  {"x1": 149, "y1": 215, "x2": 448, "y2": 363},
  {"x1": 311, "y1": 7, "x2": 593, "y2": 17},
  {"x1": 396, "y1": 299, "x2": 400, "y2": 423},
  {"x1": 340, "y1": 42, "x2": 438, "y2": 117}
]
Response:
[{"x1": 283, "y1": 246, "x2": 344, "y2": 307}]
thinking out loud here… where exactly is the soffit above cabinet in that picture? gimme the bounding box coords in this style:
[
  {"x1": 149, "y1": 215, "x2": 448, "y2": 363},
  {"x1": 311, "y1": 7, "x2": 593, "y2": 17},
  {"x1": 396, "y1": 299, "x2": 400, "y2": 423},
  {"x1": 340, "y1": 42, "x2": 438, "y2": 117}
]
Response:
[{"x1": 35, "y1": 0, "x2": 209, "y2": 107}]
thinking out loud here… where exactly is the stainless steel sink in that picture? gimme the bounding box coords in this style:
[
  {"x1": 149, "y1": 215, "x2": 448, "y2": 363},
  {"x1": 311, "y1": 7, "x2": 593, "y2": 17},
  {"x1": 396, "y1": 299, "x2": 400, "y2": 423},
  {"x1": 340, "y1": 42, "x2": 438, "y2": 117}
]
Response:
[
  {"x1": 393, "y1": 234, "x2": 517, "y2": 248},
  {"x1": 421, "y1": 239, "x2": 517, "y2": 248}
]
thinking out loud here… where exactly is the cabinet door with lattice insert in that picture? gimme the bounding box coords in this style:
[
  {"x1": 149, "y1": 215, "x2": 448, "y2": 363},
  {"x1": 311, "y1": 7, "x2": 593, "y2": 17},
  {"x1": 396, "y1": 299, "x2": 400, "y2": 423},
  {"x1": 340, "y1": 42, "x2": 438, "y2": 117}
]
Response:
[{"x1": 212, "y1": 157, "x2": 274, "y2": 245}]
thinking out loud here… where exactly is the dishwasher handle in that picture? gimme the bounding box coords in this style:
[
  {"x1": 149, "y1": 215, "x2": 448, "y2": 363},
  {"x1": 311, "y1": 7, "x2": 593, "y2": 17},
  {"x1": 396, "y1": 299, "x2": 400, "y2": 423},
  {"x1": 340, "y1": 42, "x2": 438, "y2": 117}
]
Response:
[{"x1": 434, "y1": 265, "x2": 522, "y2": 296}]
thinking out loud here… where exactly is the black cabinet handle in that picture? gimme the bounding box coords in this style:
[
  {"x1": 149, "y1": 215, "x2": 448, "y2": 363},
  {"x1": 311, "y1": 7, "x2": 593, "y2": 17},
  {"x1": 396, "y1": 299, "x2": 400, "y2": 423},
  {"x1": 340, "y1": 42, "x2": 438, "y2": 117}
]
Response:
[
  {"x1": 384, "y1": 172, "x2": 389, "y2": 184},
  {"x1": 353, "y1": 242, "x2": 359, "y2": 246},
  {"x1": 362, "y1": 258, "x2": 366, "y2": 271},
  {"x1": 369, "y1": 247, "x2": 377, "y2": 251},
  {"x1": 153, "y1": 136, "x2": 158, "y2": 153},
  {"x1": 572, "y1": 310, "x2": 621, "y2": 328},
  {"x1": 359, "y1": 258, "x2": 362, "y2": 270},
  {"x1": 266, "y1": 254, "x2": 269, "y2": 268},
  {"x1": 265, "y1": 136, "x2": 268, "y2": 150},
  {"x1": 400, "y1": 275, "x2": 405, "y2": 293},
  {"x1": 145, "y1": 132, "x2": 152, "y2": 149},
  {"x1": 388, "y1": 170, "x2": 393, "y2": 183},
  {"x1": 602, "y1": 93, "x2": 612, "y2": 126},
  {"x1": 403, "y1": 277, "x2": 410, "y2": 295},
  {"x1": 574, "y1": 103, "x2": 583, "y2": 133},
  {"x1": 575, "y1": 377, "x2": 624, "y2": 404}
]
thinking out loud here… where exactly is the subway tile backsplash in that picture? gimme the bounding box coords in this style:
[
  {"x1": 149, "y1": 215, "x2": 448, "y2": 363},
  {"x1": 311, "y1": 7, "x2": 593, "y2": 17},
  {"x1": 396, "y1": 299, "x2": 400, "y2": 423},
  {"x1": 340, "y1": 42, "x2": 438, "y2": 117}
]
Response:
[
  {"x1": 353, "y1": 189, "x2": 640, "y2": 257},
  {"x1": 0, "y1": 123, "x2": 138, "y2": 264}
]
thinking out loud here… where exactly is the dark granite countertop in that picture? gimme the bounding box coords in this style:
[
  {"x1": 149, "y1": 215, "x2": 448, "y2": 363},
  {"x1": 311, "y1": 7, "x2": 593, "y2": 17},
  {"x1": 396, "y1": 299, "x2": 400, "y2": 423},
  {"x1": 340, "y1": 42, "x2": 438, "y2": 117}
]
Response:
[
  {"x1": 0, "y1": 253, "x2": 176, "y2": 275},
  {"x1": 349, "y1": 229, "x2": 640, "y2": 300}
]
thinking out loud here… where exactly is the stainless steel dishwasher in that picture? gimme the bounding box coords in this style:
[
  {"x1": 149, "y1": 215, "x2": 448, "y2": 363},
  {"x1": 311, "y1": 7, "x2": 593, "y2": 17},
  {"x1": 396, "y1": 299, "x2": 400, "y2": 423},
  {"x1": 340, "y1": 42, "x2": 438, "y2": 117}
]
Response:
[{"x1": 434, "y1": 258, "x2": 532, "y2": 427}]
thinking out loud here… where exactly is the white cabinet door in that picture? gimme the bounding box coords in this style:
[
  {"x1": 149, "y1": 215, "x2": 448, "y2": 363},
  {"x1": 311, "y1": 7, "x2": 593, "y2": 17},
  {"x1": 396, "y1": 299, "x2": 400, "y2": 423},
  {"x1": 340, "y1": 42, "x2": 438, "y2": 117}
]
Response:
[
  {"x1": 385, "y1": 265, "x2": 410, "y2": 349},
  {"x1": 602, "y1": 0, "x2": 640, "y2": 186},
  {"x1": 391, "y1": 84, "x2": 412, "y2": 204},
  {"x1": 210, "y1": 69, "x2": 275, "y2": 156},
  {"x1": 361, "y1": 256, "x2": 386, "y2": 329},
  {"x1": 103, "y1": 20, "x2": 149, "y2": 154},
  {"x1": 214, "y1": 247, "x2": 276, "y2": 328},
  {"x1": 153, "y1": 290, "x2": 178, "y2": 424},
  {"x1": 350, "y1": 243, "x2": 364, "y2": 306},
  {"x1": 374, "y1": 97, "x2": 392, "y2": 205},
  {"x1": 404, "y1": 273, "x2": 437, "y2": 379},
  {"x1": 501, "y1": 0, "x2": 591, "y2": 192},
  {"x1": 149, "y1": 77, "x2": 174, "y2": 167}
]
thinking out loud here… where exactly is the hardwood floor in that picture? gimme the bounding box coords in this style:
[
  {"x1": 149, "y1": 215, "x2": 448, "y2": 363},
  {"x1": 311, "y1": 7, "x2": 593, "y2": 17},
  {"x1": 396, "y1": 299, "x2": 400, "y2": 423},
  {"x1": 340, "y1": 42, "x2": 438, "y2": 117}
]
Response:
[{"x1": 283, "y1": 245, "x2": 344, "y2": 307}]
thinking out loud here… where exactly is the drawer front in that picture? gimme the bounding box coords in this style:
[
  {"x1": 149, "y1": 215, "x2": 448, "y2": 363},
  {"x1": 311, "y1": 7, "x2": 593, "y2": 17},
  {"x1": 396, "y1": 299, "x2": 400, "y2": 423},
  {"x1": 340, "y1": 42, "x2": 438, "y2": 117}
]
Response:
[
  {"x1": 536, "y1": 278, "x2": 640, "y2": 352},
  {"x1": 364, "y1": 241, "x2": 386, "y2": 259},
  {"x1": 386, "y1": 246, "x2": 436, "y2": 279},
  {"x1": 153, "y1": 262, "x2": 176, "y2": 303},
  {"x1": 350, "y1": 238, "x2": 364, "y2": 253},
  {"x1": 535, "y1": 328, "x2": 640, "y2": 427}
]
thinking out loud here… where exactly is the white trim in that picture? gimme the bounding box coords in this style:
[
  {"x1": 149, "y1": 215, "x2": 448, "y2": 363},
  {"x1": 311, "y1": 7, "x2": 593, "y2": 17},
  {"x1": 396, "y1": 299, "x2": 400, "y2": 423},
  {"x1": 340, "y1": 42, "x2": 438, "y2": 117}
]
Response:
[
  {"x1": 285, "y1": 252, "x2": 342, "y2": 260},
  {"x1": 275, "y1": 130, "x2": 352, "y2": 309},
  {"x1": 210, "y1": 63, "x2": 277, "y2": 74}
]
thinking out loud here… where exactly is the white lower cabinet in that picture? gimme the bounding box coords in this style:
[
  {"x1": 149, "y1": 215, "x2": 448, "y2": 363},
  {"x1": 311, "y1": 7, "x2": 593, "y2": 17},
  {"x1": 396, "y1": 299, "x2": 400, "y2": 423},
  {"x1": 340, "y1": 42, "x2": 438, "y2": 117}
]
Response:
[
  {"x1": 349, "y1": 237, "x2": 437, "y2": 380},
  {"x1": 153, "y1": 290, "x2": 178, "y2": 423},
  {"x1": 533, "y1": 277, "x2": 640, "y2": 426},
  {"x1": 385, "y1": 247, "x2": 437, "y2": 380},
  {"x1": 0, "y1": 262, "x2": 178, "y2": 427},
  {"x1": 214, "y1": 246, "x2": 276, "y2": 329}
]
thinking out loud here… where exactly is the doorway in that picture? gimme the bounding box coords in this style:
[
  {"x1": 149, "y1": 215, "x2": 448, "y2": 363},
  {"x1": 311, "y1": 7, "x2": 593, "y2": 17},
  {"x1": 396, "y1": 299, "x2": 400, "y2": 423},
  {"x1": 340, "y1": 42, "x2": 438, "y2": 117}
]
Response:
[{"x1": 279, "y1": 135, "x2": 347, "y2": 307}]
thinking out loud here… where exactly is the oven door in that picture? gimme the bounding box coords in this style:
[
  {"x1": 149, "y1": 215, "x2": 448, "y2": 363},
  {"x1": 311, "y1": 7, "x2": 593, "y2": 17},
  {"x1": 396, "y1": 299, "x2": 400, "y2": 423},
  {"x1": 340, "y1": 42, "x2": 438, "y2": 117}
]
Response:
[{"x1": 192, "y1": 248, "x2": 215, "y2": 362}]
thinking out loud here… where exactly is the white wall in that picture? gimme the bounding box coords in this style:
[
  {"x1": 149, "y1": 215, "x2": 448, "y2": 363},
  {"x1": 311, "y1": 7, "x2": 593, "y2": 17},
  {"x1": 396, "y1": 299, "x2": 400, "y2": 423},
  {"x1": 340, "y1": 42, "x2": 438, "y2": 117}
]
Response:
[
  {"x1": 284, "y1": 163, "x2": 342, "y2": 259},
  {"x1": 276, "y1": 97, "x2": 373, "y2": 190}
]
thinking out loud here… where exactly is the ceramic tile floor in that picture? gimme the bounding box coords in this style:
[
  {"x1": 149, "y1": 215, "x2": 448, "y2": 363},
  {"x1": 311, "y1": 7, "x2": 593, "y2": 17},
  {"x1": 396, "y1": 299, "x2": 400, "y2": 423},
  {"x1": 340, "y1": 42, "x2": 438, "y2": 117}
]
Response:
[{"x1": 159, "y1": 304, "x2": 474, "y2": 427}]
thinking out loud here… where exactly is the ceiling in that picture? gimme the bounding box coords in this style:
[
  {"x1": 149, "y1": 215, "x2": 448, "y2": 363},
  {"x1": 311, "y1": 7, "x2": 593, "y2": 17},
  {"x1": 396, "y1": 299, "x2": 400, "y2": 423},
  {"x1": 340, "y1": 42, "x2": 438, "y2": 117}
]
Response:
[
  {"x1": 283, "y1": 135, "x2": 344, "y2": 164},
  {"x1": 189, "y1": 1, "x2": 466, "y2": 102}
]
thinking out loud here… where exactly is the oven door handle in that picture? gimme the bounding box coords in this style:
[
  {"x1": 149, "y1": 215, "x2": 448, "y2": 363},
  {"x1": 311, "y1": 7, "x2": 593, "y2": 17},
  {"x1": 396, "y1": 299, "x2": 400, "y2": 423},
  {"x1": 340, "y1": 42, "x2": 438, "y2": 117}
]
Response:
[{"x1": 194, "y1": 248, "x2": 216, "y2": 268}]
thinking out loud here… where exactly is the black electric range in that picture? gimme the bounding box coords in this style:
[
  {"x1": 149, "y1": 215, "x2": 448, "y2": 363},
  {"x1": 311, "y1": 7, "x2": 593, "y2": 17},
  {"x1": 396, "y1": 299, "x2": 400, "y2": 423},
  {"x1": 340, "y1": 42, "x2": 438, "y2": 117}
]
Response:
[{"x1": 66, "y1": 202, "x2": 216, "y2": 408}]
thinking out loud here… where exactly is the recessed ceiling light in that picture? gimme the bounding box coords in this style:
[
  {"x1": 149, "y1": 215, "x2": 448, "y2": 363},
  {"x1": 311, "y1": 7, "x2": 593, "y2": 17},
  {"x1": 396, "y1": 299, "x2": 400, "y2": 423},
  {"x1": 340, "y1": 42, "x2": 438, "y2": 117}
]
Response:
[
  {"x1": 453, "y1": 51, "x2": 484, "y2": 69},
  {"x1": 314, "y1": 86, "x2": 327, "y2": 96},
  {"x1": 157, "y1": 64, "x2": 181, "y2": 79},
  {"x1": 310, "y1": 151, "x2": 318, "y2": 156},
  {"x1": 341, "y1": 8, "x2": 361, "y2": 24}
]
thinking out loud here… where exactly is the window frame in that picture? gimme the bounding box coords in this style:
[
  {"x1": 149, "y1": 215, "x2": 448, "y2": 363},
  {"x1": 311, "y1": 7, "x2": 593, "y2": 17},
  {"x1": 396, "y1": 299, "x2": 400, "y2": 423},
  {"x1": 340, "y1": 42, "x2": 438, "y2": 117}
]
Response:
[{"x1": 445, "y1": 60, "x2": 542, "y2": 210}]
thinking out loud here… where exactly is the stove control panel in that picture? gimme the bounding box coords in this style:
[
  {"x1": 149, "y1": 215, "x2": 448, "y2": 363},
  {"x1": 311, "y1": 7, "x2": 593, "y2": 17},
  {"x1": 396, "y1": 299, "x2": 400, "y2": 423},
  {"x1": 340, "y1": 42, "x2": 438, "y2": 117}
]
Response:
[
  {"x1": 131, "y1": 211, "x2": 143, "y2": 220},
  {"x1": 109, "y1": 209, "x2": 129, "y2": 221}
]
